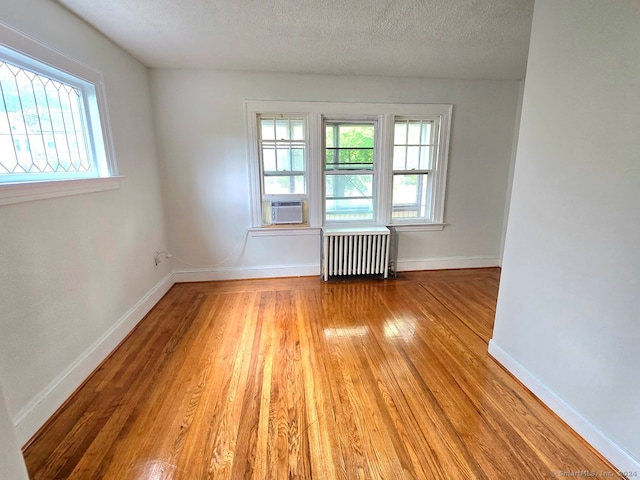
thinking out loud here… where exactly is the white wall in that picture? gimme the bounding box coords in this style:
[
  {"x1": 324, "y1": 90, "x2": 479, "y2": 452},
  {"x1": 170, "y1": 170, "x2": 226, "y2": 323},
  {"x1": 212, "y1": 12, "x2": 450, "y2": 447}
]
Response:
[
  {"x1": 492, "y1": 0, "x2": 640, "y2": 472},
  {"x1": 151, "y1": 70, "x2": 520, "y2": 278},
  {"x1": 0, "y1": 0, "x2": 171, "y2": 448},
  {"x1": 500, "y1": 79, "x2": 525, "y2": 259}
]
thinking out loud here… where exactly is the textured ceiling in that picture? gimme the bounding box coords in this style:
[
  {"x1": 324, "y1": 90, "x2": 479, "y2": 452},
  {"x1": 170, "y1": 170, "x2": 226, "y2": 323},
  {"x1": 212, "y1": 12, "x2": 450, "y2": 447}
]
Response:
[{"x1": 56, "y1": 0, "x2": 534, "y2": 79}]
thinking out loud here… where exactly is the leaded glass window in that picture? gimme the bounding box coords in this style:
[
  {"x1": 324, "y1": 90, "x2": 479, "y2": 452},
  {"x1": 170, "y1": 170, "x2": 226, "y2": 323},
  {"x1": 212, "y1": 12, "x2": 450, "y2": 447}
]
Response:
[{"x1": 0, "y1": 43, "x2": 114, "y2": 185}]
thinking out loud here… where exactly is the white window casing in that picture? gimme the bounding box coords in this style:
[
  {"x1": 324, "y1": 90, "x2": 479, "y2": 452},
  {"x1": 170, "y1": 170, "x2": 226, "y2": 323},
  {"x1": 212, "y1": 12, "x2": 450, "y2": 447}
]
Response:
[
  {"x1": 245, "y1": 100, "x2": 452, "y2": 231},
  {"x1": 0, "y1": 22, "x2": 119, "y2": 205}
]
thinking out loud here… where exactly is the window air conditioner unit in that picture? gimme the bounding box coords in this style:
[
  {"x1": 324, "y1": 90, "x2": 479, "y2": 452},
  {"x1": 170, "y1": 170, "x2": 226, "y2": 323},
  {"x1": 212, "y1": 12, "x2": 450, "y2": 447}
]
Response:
[{"x1": 271, "y1": 201, "x2": 303, "y2": 224}]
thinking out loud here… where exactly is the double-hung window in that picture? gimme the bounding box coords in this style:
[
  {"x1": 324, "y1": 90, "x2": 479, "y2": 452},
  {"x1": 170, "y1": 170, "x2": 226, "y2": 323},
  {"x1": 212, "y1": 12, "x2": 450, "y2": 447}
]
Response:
[
  {"x1": 259, "y1": 116, "x2": 306, "y2": 196},
  {"x1": 391, "y1": 118, "x2": 436, "y2": 221},
  {"x1": 247, "y1": 101, "x2": 452, "y2": 231},
  {"x1": 324, "y1": 121, "x2": 376, "y2": 223},
  {"x1": 0, "y1": 25, "x2": 117, "y2": 204}
]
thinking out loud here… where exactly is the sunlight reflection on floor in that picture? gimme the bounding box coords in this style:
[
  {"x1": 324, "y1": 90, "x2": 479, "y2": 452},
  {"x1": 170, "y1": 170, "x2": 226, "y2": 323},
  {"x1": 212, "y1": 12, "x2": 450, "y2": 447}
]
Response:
[
  {"x1": 383, "y1": 317, "x2": 416, "y2": 342},
  {"x1": 128, "y1": 460, "x2": 177, "y2": 480},
  {"x1": 323, "y1": 325, "x2": 370, "y2": 338}
]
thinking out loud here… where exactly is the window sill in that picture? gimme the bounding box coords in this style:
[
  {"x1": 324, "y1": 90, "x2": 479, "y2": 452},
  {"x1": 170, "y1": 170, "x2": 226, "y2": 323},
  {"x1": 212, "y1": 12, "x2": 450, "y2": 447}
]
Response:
[
  {"x1": 248, "y1": 223, "x2": 446, "y2": 236},
  {"x1": 0, "y1": 177, "x2": 123, "y2": 206},
  {"x1": 249, "y1": 225, "x2": 322, "y2": 237},
  {"x1": 391, "y1": 223, "x2": 446, "y2": 232}
]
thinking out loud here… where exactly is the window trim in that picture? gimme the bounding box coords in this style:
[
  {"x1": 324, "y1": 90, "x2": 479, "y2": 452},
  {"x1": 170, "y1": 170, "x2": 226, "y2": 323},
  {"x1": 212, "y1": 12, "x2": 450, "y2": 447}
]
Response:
[
  {"x1": 245, "y1": 100, "x2": 452, "y2": 230},
  {"x1": 0, "y1": 176, "x2": 122, "y2": 206},
  {"x1": 0, "y1": 21, "x2": 119, "y2": 204}
]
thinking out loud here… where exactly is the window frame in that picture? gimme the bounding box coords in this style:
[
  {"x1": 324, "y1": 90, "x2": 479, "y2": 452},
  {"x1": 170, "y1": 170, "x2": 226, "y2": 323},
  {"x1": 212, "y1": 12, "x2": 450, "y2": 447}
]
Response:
[
  {"x1": 246, "y1": 100, "x2": 452, "y2": 231},
  {"x1": 0, "y1": 23, "x2": 119, "y2": 205},
  {"x1": 390, "y1": 116, "x2": 442, "y2": 224},
  {"x1": 257, "y1": 114, "x2": 308, "y2": 199},
  {"x1": 323, "y1": 117, "x2": 379, "y2": 225}
]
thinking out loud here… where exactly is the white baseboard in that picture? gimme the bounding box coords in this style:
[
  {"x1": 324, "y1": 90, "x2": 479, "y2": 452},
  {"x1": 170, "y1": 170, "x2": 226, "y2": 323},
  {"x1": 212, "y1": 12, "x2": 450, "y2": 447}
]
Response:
[
  {"x1": 174, "y1": 257, "x2": 500, "y2": 283},
  {"x1": 173, "y1": 264, "x2": 321, "y2": 282},
  {"x1": 397, "y1": 256, "x2": 501, "y2": 272},
  {"x1": 488, "y1": 340, "x2": 640, "y2": 474},
  {"x1": 14, "y1": 273, "x2": 175, "y2": 446}
]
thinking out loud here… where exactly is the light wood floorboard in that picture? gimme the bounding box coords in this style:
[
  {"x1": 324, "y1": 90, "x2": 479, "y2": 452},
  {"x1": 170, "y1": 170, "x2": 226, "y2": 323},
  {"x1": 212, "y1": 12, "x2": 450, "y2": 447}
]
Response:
[{"x1": 23, "y1": 268, "x2": 617, "y2": 479}]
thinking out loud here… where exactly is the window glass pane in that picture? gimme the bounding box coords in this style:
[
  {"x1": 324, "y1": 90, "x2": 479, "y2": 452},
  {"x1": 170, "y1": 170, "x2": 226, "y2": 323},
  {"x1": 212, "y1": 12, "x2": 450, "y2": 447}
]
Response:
[
  {"x1": 34, "y1": 137, "x2": 49, "y2": 172},
  {"x1": 264, "y1": 174, "x2": 304, "y2": 195},
  {"x1": 275, "y1": 119, "x2": 289, "y2": 140},
  {"x1": 325, "y1": 174, "x2": 373, "y2": 198},
  {"x1": 325, "y1": 147, "x2": 336, "y2": 166},
  {"x1": 54, "y1": 133, "x2": 69, "y2": 168},
  {"x1": 407, "y1": 122, "x2": 422, "y2": 144},
  {"x1": 262, "y1": 146, "x2": 276, "y2": 171},
  {"x1": 392, "y1": 173, "x2": 429, "y2": 219},
  {"x1": 0, "y1": 136, "x2": 15, "y2": 173},
  {"x1": 15, "y1": 135, "x2": 31, "y2": 172},
  {"x1": 406, "y1": 146, "x2": 420, "y2": 170},
  {"x1": 421, "y1": 122, "x2": 432, "y2": 144},
  {"x1": 276, "y1": 147, "x2": 291, "y2": 171},
  {"x1": 32, "y1": 77, "x2": 48, "y2": 119},
  {"x1": 337, "y1": 124, "x2": 374, "y2": 148},
  {"x1": 40, "y1": 132, "x2": 56, "y2": 171},
  {"x1": 394, "y1": 122, "x2": 407, "y2": 144},
  {"x1": 325, "y1": 198, "x2": 373, "y2": 221},
  {"x1": 44, "y1": 81, "x2": 62, "y2": 123},
  {"x1": 0, "y1": 101, "x2": 9, "y2": 134},
  {"x1": 393, "y1": 146, "x2": 406, "y2": 170},
  {"x1": 325, "y1": 125, "x2": 334, "y2": 147},
  {"x1": 1, "y1": 69, "x2": 25, "y2": 135},
  {"x1": 66, "y1": 88, "x2": 89, "y2": 169},
  {"x1": 260, "y1": 119, "x2": 274, "y2": 140},
  {"x1": 291, "y1": 147, "x2": 304, "y2": 171},
  {"x1": 344, "y1": 147, "x2": 373, "y2": 167},
  {"x1": 325, "y1": 123, "x2": 375, "y2": 171},
  {"x1": 291, "y1": 119, "x2": 304, "y2": 140},
  {"x1": 420, "y1": 146, "x2": 432, "y2": 170}
]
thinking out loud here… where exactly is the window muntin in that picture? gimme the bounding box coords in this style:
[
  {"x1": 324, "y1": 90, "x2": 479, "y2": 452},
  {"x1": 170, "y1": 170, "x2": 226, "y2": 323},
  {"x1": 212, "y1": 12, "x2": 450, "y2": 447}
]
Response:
[
  {"x1": 391, "y1": 119, "x2": 437, "y2": 221},
  {"x1": 259, "y1": 116, "x2": 306, "y2": 196},
  {"x1": 324, "y1": 122, "x2": 375, "y2": 223},
  {"x1": 0, "y1": 42, "x2": 114, "y2": 185}
]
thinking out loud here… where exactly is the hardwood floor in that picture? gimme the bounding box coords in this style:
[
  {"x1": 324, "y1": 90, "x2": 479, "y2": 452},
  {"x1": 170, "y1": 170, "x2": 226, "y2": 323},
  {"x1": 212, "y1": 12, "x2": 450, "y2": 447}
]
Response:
[{"x1": 23, "y1": 269, "x2": 616, "y2": 479}]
